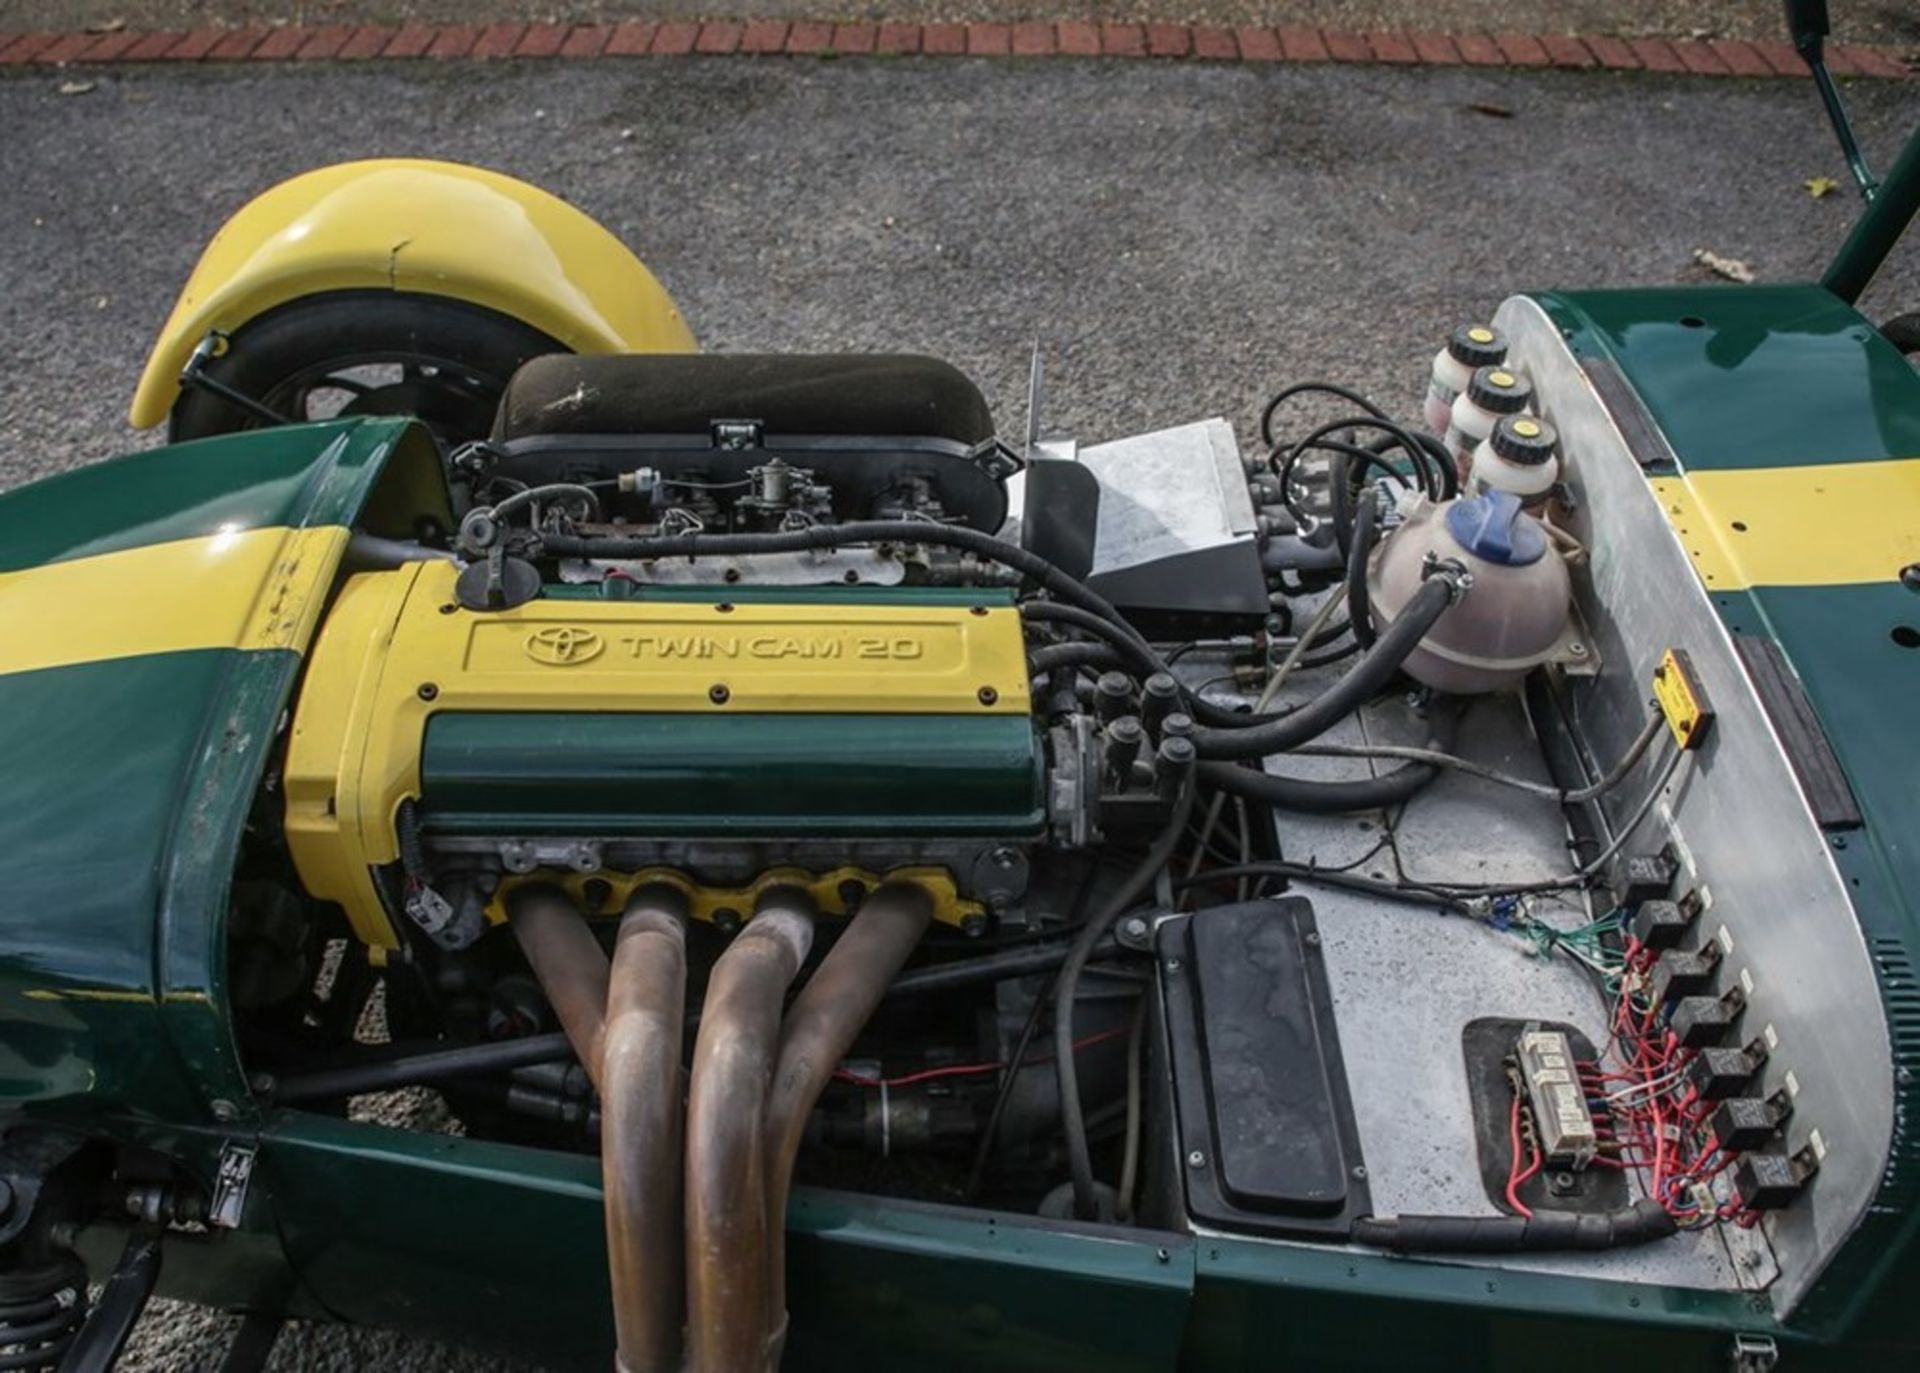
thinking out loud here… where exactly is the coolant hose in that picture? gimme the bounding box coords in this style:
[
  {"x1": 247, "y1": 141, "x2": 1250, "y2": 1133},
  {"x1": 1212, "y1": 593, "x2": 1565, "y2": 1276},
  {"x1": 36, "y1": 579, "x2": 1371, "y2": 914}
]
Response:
[
  {"x1": 685, "y1": 889, "x2": 815, "y2": 1373},
  {"x1": 602, "y1": 885, "x2": 689, "y2": 1373},
  {"x1": 762, "y1": 884, "x2": 933, "y2": 1362},
  {"x1": 1028, "y1": 640, "x2": 1129, "y2": 679},
  {"x1": 1196, "y1": 696, "x2": 1460, "y2": 814},
  {"x1": 1345, "y1": 487, "x2": 1379, "y2": 649},
  {"x1": 1191, "y1": 575, "x2": 1461, "y2": 761},
  {"x1": 1350, "y1": 1200, "x2": 1677, "y2": 1254}
]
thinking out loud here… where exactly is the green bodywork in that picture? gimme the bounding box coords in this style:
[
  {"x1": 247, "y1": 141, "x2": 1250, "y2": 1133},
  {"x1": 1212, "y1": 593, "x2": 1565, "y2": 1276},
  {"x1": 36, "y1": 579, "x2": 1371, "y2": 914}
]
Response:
[
  {"x1": 5, "y1": 285, "x2": 1920, "y2": 1367},
  {"x1": 0, "y1": 419, "x2": 442, "y2": 1162}
]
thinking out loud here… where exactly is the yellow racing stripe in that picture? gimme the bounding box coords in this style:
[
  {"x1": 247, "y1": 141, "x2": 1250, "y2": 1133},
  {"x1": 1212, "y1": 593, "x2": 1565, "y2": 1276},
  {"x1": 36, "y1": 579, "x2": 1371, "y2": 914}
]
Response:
[
  {"x1": 0, "y1": 525, "x2": 348, "y2": 677},
  {"x1": 1649, "y1": 458, "x2": 1920, "y2": 592}
]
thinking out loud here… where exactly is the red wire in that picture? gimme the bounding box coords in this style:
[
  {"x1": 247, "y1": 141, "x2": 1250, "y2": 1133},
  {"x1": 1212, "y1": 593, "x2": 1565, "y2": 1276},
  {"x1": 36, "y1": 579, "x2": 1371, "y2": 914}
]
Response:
[
  {"x1": 1504, "y1": 1093, "x2": 1538, "y2": 1220},
  {"x1": 832, "y1": 1028, "x2": 1126, "y2": 1090}
]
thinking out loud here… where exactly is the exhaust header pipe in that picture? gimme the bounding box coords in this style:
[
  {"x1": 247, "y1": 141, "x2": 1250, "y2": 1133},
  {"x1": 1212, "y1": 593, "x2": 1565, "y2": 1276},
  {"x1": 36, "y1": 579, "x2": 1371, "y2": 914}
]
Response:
[
  {"x1": 513, "y1": 883, "x2": 691, "y2": 1373},
  {"x1": 762, "y1": 883, "x2": 932, "y2": 1362},
  {"x1": 685, "y1": 887, "x2": 815, "y2": 1373},
  {"x1": 516, "y1": 877, "x2": 933, "y2": 1371}
]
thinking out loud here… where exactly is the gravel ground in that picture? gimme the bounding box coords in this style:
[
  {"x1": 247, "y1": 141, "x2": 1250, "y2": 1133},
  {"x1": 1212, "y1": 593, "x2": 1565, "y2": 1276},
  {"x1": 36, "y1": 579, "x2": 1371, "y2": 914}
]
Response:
[
  {"x1": 7, "y1": 0, "x2": 1920, "y2": 46},
  {"x1": 2, "y1": 52, "x2": 1917, "y2": 1368}
]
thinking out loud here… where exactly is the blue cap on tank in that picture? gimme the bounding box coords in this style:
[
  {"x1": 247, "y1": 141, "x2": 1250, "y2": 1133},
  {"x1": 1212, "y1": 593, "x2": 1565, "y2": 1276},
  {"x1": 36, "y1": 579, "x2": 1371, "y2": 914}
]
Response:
[{"x1": 1445, "y1": 490, "x2": 1547, "y2": 567}]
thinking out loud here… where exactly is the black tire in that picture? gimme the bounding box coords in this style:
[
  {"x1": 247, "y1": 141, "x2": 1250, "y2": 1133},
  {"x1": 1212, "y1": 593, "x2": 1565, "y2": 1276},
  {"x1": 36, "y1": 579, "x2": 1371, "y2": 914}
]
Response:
[
  {"x1": 168, "y1": 289, "x2": 566, "y2": 446},
  {"x1": 1881, "y1": 312, "x2": 1920, "y2": 357}
]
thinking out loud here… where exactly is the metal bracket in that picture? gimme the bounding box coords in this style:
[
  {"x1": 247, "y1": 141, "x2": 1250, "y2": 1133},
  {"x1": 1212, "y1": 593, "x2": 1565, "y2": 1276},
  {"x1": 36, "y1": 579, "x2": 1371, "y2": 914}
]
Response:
[
  {"x1": 209, "y1": 1144, "x2": 257, "y2": 1231},
  {"x1": 972, "y1": 438, "x2": 1026, "y2": 482},
  {"x1": 178, "y1": 330, "x2": 296, "y2": 428},
  {"x1": 710, "y1": 418, "x2": 764, "y2": 451},
  {"x1": 1730, "y1": 1333, "x2": 1780, "y2": 1372}
]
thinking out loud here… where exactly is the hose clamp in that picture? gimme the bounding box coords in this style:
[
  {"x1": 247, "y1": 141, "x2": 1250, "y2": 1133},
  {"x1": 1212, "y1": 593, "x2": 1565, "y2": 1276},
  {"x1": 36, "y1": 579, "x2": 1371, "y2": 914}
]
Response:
[{"x1": 1419, "y1": 553, "x2": 1474, "y2": 601}]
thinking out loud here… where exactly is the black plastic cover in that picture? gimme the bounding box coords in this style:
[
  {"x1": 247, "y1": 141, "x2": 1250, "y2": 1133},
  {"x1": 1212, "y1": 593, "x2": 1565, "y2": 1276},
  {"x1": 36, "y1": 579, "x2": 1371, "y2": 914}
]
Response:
[
  {"x1": 495, "y1": 352, "x2": 996, "y2": 445},
  {"x1": 1157, "y1": 899, "x2": 1368, "y2": 1237}
]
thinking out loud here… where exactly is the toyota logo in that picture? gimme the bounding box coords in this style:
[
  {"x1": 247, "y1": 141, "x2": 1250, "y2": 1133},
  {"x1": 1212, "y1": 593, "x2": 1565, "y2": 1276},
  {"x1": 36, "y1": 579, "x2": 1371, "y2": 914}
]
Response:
[{"x1": 524, "y1": 626, "x2": 605, "y2": 666}]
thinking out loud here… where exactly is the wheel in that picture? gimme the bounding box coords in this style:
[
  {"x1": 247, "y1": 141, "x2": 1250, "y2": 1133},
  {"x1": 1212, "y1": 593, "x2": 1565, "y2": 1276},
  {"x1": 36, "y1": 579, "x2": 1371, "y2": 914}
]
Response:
[{"x1": 168, "y1": 290, "x2": 567, "y2": 447}]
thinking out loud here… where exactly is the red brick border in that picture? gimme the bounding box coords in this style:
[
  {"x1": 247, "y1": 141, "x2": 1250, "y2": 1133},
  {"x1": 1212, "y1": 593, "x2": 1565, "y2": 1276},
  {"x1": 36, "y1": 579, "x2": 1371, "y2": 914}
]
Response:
[{"x1": 0, "y1": 19, "x2": 1908, "y2": 77}]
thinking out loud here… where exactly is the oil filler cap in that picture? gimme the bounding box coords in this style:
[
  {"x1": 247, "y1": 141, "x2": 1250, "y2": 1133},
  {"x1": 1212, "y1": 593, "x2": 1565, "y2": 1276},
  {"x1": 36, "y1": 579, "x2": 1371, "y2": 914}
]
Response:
[{"x1": 1446, "y1": 490, "x2": 1547, "y2": 567}]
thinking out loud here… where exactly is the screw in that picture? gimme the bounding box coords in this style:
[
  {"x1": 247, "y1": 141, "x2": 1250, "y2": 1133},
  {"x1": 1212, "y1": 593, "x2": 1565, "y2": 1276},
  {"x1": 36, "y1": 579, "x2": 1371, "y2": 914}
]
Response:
[
  {"x1": 715, "y1": 602, "x2": 734, "y2": 614},
  {"x1": 970, "y1": 605, "x2": 989, "y2": 616},
  {"x1": 1569, "y1": 642, "x2": 1587, "y2": 658},
  {"x1": 843, "y1": 569, "x2": 861, "y2": 584},
  {"x1": 1903, "y1": 564, "x2": 1920, "y2": 592},
  {"x1": 991, "y1": 847, "x2": 1018, "y2": 870},
  {"x1": 1187, "y1": 1150, "x2": 1207, "y2": 1169},
  {"x1": 713, "y1": 907, "x2": 743, "y2": 935},
  {"x1": 723, "y1": 567, "x2": 742, "y2": 583},
  {"x1": 1121, "y1": 916, "x2": 1150, "y2": 942},
  {"x1": 1302, "y1": 930, "x2": 1322, "y2": 949},
  {"x1": 439, "y1": 603, "x2": 459, "y2": 615},
  {"x1": 248, "y1": 1072, "x2": 275, "y2": 1094},
  {"x1": 210, "y1": 1099, "x2": 238, "y2": 1123},
  {"x1": 1352, "y1": 1164, "x2": 1368, "y2": 1181},
  {"x1": 960, "y1": 913, "x2": 988, "y2": 939},
  {"x1": 837, "y1": 879, "x2": 868, "y2": 911},
  {"x1": 709, "y1": 684, "x2": 731, "y2": 705},
  {"x1": 1165, "y1": 957, "x2": 1181, "y2": 972},
  {"x1": 1548, "y1": 1170, "x2": 1578, "y2": 1197},
  {"x1": 1155, "y1": 1247, "x2": 1171, "y2": 1264},
  {"x1": 978, "y1": 686, "x2": 999, "y2": 706},
  {"x1": 417, "y1": 682, "x2": 439, "y2": 701}
]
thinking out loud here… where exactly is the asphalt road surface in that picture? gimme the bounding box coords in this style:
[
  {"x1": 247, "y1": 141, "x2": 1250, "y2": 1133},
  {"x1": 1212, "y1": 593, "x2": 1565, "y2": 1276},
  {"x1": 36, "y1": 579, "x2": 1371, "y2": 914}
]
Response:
[{"x1": 1, "y1": 53, "x2": 1916, "y2": 1371}]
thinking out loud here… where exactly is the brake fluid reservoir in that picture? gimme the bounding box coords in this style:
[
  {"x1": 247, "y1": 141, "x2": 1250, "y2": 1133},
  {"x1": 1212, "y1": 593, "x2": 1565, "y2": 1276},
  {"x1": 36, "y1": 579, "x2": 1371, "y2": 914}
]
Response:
[
  {"x1": 1469, "y1": 414, "x2": 1559, "y2": 506},
  {"x1": 1369, "y1": 490, "x2": 1570, "y2": 694},
  {"x1": 1424, "y1": 325, "x2": 1508, "y2": 435},
  {"x1": 1445, "y1": 366, "x2": 1532, "y2": 480}
]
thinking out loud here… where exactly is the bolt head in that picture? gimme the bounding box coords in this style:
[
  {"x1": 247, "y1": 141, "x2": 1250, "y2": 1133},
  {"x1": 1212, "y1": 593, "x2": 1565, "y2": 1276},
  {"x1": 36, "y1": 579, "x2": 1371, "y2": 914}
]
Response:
[
  {"x1": 1187, "y1": 1150, "x2": 1207, "y2": 1169},
  {"x1": 1122, "y1": 916, "x2": 1150, "y2": 940},
  {"x1": 210, "y1": 1099, "x2": 238, "y2": 1123}
]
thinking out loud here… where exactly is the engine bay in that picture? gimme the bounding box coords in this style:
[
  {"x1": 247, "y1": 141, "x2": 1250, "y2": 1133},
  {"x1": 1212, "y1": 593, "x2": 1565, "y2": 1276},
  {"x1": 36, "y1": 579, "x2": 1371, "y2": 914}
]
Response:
[{"x1": 226, "y1": 302, "x2": 1891, "y2": 1357}]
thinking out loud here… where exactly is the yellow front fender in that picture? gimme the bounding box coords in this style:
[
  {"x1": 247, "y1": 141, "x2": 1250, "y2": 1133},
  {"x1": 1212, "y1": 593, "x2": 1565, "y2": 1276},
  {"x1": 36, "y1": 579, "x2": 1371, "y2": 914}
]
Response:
[{"x1": 130, "y1": 158, "x2": 697, "y2": 429}]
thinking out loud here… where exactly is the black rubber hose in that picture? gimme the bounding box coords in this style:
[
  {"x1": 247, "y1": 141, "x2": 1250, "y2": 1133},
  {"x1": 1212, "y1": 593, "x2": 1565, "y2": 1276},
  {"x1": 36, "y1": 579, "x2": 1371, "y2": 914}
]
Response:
[
  {"x1": 1021, "y1": 602, "x2": 1161, "y2": 677},
  {"x1": 1260, "y1": 381, "x2": 1390, "y2": 449},
  {"x1": 1272, "y1": 418, "x2": 1447, "y2": 511},
  {"x1": 1054, "y1": 782, "x2": 1196, "y2": 1220},
  {"x1": 1190, "y1": 575, "x2": 1459, "y2": 760},
  {"x1": 273, "y1": 1032, "x2": 574, "y2": 1102},
  {"x1": 888, "y1": 935, "x2": 1119, "y2": 997},
  {"x1": 1197, "y1": 696, "x2": 1459, "y2": 814},
  {"x1": 1350, "y1": 1200, "x2": 1677, "y2": 1254},
  {"x1": 1028, "y1": 641, "x2": 1128, "y2": 677},
  {"x1": 1345, "y1": 488, "x2": 1379, "y2": 650}
]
